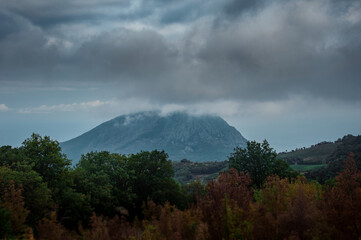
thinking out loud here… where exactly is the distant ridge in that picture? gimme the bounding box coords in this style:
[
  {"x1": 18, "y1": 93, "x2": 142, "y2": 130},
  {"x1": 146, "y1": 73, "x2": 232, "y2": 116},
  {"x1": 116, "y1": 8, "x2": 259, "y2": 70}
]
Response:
[
  {"x1": 278, "y1": 134, "x2": 361, "y2": 165},
  {"x1": 60, "y1": 111, "x2": 247, "y2": 163}
]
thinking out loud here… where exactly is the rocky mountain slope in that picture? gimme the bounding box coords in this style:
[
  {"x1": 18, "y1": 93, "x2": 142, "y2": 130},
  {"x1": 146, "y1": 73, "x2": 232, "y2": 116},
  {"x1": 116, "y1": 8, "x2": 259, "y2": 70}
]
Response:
[{"x1": 60, "y1": 111, "x2": 247, "y2": 163}]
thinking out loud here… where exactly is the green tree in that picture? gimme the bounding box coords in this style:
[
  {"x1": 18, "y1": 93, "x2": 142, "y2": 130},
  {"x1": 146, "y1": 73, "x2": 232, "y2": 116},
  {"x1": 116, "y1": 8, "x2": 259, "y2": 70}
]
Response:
[
  {"x1": 73, "y1": 151, "x2": 130, "y2": 217},
  {"x1": 0, "y1": 146, "x2": 30, "y2": 167},
  {"x1": 7, "y1": 134, "x2": 92, "y2": 229},
  {"x1": 125, "y1": 150, "x2": 185, "y2": 216},
  {"x1": 56, "y1": 187, "x2": 93, "y2": 229},
  {"x1": 229, "y1": 140, "x2": 297, "y2": 188},
  {"x1": 20, "y1": 133, "x2": 72, "y2": 195},
  {"x1": 74, "y1": 150, "x2": 185, "y2": 219},
  {"x1": 0, "y1": 165, "x2": 52, "y2": 226},
  {"x1": 0, "y1": 208, "x2": 12, "y2": 239}
]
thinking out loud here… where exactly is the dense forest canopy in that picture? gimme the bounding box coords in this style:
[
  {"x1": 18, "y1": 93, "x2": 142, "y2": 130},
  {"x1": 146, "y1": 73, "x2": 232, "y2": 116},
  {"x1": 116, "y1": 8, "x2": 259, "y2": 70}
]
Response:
[{"x1": 0, "y1": 133, "x2": 360, "y2": 239}]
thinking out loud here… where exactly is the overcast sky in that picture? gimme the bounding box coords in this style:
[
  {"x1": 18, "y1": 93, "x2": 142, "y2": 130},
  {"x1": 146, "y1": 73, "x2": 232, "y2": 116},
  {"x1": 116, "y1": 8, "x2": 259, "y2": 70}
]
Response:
[{"x1": 1, "y1": 0, "x2": 361, "y2": 152}]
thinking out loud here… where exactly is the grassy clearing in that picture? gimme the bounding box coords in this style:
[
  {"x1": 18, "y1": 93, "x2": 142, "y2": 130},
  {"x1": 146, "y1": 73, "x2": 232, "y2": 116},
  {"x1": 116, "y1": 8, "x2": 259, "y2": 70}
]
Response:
[{"x1": 290, "y1": 164, "x2": 327, "y2": 172}]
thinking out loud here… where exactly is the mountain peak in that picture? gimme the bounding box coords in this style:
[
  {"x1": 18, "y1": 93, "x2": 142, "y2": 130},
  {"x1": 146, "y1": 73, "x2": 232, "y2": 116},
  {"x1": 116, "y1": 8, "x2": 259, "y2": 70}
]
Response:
[{"x1": 61, "y1": 111, "x2": 247, "y2": 163}]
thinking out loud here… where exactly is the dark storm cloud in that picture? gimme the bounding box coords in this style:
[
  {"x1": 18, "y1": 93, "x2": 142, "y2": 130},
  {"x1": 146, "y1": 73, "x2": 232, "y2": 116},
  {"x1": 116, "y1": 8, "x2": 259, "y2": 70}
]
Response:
[
  {"x1": 75, "y1": 29, "x2": 177, "y2": 80},
  {"x1": 196, "y1": 1, "x2": 361, "y2": 101},
  {"x1": 159, "y1": 3, "x2": 204, "y2": 24},
  {"x1": 0, "y1": 11, "x2": 24, "y2": 39},
  {"x1": 2, "y1": 0, "x2": 216, "y2": 29},
  {"x1": 1, "y1": 0, "x2": 361, "y2": 102},
  {"x1": 1, "y1": 0, "x2": 133, "y2": 28},
  {"x1": 2, "y1": 0, "x2": 205, "y2": 29},
  {"x1": 222, "y1": 0, "x2": 267, "y2": 18},
  {"x1": 0, "y1": 10, "x2": 64, "y2": 82}
]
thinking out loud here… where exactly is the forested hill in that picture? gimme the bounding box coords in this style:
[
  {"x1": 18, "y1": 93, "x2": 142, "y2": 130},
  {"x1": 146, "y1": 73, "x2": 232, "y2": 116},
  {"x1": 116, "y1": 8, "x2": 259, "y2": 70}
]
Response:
[
  {"x1": 278, "y1": 134, "x2": 361, "y2": 165},
  {"x1": 278, "y1": 141, "x2": 339, "y2": 165},
  {"x1": 278, "y1": 134, "x2": 361, "y2": 182},
  {"x1": 60, "y1": 111, "x2": 247, "y2": 163},
  {"x1": 305, "y1": 135, "x2": 361, "y2": 182}
]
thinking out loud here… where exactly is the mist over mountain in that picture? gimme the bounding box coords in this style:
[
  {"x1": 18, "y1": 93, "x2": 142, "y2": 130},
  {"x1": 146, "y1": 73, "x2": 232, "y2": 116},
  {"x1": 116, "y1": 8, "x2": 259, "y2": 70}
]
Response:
[{"x1": 60, "y1": 111, "x2": 247, "y2": 163}]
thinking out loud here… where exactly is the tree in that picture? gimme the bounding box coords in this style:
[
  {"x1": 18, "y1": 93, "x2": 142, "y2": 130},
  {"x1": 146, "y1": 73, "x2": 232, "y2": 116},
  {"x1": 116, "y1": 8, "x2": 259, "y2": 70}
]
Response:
[
  {"x1": 0, "y1": 146, "x2": 30, "y2": 167},
  {"x1": 56, "y1": 187, "x2": 93, "y2": 229},
  {"x1": 74, "y1": 150, "x2": 185, "y2": 219},
  {"x1": 125, "y1": 150, "x2": 185, "y2": 216},
  {"x1": 251, "y1": 176, "x2": 324, "y2": 240},
  {"x1": 229, "y1": 140, "x2": 297, "y2": 188},
  {"x1": 0, "y1": 165, "x2": 52, "y2": 226},
  {"x1": 322, "y1": 153, "x2": 361, "y2": 239},
  {"x1": 17, "y1": 134, "x2": 93, "y2": 229},
  {"x1": 0, "y1": 208, "x2": 12, "y2": 239},
  {"x1": 73, "y1": 151, "x2": 129, "y2": 217},
  {"x1": 21, "y1": 133, "x2": 72, "y2": 196},
  {"x1": 197, "y1": 169, "x2": 252, "y2": 240},
  {"x1": 37, "y1": 212, "x2": 74, "y2": 240},
  {"x1": 0, "y1": 181, "x2": 29, "y2": 237}
]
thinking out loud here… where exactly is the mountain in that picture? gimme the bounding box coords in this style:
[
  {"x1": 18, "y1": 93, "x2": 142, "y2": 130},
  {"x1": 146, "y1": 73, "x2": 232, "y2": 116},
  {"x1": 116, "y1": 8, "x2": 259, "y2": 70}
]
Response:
[{"x1": 60, "y1": 111, "x2": 247, "y2": 163}]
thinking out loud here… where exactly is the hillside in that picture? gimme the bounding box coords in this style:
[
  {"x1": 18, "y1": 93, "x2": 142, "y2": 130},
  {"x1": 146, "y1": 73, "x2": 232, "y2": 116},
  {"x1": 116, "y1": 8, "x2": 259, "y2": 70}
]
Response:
[
  {"x1": 305, "y1": 135, "x2": 361, "y2": 182},
  {"x1": 278, "y1": 134, "x2": 361, "y2": 181},
  {"x1": 278, "y1": 141, "x2": 340, "y2": 165},
  {"x1": 60, "y1": 111, "x2": 247, "y2": 163},
  {"x1": 278, "y1": 135, "x2": 361, "y2": 165}
]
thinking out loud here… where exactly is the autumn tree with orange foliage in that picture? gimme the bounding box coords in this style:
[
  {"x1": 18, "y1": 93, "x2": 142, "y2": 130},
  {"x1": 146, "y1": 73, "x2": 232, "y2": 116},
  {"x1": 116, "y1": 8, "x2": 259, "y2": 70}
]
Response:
[
  {"x1": 250, "y1": 175, "x2": 326, "y2": 240},
  {"x1": 0, "y1": 180, "x2": 32, "y2": 239},
  {"x1": 197, "y1": 168, "x2": 252, "y2": 240},
  {"x1": 322, "y1": 153, "x2": 361, "y2": 240},
  {"x1": 37, "y1": 212, "x2": 75, "y2": 240}
]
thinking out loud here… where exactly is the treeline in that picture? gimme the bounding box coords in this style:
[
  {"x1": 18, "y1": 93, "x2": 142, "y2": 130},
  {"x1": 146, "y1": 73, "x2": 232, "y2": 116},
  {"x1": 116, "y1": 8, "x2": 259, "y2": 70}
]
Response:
[
  {"x1": 1, "y1": 134, "x2": 361, "y2": 239},
  {"x1": 0, "y1": 134, "x2": 185, "y2": 238},
  {"x1": 172, "y1": 160, "x2": 229, "y2": 184}
]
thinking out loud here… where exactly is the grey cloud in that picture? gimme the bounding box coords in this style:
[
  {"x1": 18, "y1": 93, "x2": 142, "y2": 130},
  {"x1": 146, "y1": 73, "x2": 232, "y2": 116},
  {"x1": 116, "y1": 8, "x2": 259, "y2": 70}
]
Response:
[
  {"x1": 2, "y1": 0, "x2": 134, "y2": 28},
  {"x1": 157, "y1": 0, "x2": 222, "y2": 24},
  {"x1": 74, "y1": 29, "x2": 177, "y2": 81},
  {"x1": 2, "y1": 0, "x2": 210, "y2": 29},
  {"x1": 193, "y1": 0, "x2": 361, "y2": 101},
  {"x1": 0, "y1": 11, "x2": 63, "y2": 81},
  {"x1": 0, "y1": 9, "x2": 176, "y2": 86},
  {"x1": 222, "y1": 0, "x2": 267, "y2": 18},
  {"x1": 0, "y1": 0, "x2": 361, "y2": 103},
  {"x1": 159, "y1": 3, "x2": 203, "y2": 24},
  {"x1": 0, "y1": 11, "x2": 23, "y2": 39},
  {"x1": 2, "y1": 0, "x2": 215, "y2": 29}
]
